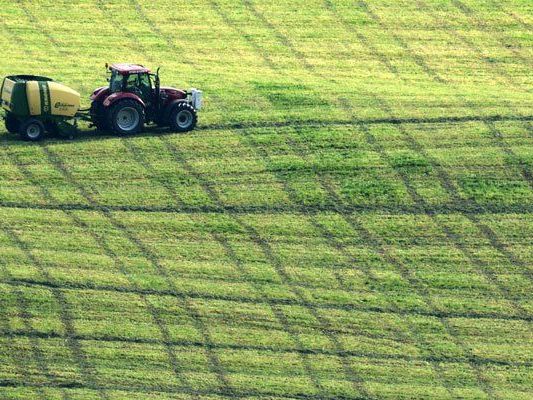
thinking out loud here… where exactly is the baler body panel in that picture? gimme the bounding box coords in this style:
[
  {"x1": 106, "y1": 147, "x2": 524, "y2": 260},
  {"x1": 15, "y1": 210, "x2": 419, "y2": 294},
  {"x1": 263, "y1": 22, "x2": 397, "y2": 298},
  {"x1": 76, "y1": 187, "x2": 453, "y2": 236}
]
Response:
[
  {"x1": 1, "y1": 75, "x2": 80, "y2": 118},
  {"x1": 48, "y1": 82, "x2": 80, "y2": 117},
  {"x1": 1, "y1": 77, "x2": 30, "y2": 116}
]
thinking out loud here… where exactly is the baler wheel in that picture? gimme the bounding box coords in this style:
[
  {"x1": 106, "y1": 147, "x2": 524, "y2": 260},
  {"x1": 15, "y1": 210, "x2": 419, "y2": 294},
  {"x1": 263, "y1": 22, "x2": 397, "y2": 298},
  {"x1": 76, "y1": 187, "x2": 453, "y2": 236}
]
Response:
[{"x1": 19, "y1": 118, "x2": 45, "y2": 141}]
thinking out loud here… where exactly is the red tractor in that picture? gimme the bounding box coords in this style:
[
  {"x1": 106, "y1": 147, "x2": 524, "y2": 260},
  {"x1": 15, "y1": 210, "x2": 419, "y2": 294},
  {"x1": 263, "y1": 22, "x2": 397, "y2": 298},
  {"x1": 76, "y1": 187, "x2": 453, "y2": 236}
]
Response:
[{"x1": 90, "y1": 64, "x2": 202, "y2": 135}]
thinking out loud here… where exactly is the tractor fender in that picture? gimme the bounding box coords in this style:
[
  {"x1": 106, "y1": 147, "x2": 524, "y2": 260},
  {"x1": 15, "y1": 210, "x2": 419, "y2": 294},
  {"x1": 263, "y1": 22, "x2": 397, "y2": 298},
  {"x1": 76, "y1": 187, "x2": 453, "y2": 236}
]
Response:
[
  {"x1": 162, "y1": 99, "x2": 189, "y2": 122},
  {"x1": 90, "y1": 86, "x2": 109, "y2": 102},
  {"x1": 102, "y1": 92, "x2": 145, "y2": 109}
]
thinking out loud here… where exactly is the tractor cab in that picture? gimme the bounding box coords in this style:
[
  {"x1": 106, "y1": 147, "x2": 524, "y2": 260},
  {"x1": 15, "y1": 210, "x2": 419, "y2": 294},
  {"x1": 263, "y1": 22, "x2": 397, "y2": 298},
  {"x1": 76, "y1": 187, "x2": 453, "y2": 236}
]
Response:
[{"x1": 108, "y1": 64, "x2": 157, "y2": 105}]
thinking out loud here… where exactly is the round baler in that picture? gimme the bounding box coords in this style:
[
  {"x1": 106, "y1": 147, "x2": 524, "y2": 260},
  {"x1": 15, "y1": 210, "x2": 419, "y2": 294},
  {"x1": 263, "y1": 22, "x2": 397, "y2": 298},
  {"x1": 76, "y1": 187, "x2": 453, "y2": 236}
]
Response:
[{"x1": 1, "y1": 75, "x2": 82, "y2": 141}]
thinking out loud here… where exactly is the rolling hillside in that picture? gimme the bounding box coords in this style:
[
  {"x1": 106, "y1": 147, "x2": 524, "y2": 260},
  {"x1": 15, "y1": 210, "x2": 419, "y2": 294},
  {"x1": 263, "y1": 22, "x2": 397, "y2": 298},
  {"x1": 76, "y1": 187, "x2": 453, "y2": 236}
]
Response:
[{"x1": 0, "y1": 1, "x2": 532, "y2": 399}]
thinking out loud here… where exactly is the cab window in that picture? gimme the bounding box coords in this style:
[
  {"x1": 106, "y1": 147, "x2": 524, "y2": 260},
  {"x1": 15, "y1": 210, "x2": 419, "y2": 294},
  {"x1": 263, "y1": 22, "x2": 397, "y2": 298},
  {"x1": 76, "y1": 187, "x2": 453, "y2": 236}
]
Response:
[
  {"x1": 125, "y1": 74, "x2": 139, "y2": 90},
  {"x1": 109, "y1": 70, "x2": 123, "y2": 92}
]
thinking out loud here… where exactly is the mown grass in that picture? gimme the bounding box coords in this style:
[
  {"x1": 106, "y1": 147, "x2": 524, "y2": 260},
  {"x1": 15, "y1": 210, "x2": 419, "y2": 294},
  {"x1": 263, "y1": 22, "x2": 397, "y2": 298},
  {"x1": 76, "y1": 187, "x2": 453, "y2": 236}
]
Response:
[{"x1": 0, "y1": 0, "x2": 532, "y2": 399}]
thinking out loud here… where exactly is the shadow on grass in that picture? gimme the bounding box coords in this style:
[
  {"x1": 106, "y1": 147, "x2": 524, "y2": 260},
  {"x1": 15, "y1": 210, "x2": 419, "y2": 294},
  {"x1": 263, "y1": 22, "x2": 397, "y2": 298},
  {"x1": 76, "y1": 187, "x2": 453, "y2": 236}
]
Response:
[{"x1": 1, "y1": 113, "x2": 532, "y2": 144}]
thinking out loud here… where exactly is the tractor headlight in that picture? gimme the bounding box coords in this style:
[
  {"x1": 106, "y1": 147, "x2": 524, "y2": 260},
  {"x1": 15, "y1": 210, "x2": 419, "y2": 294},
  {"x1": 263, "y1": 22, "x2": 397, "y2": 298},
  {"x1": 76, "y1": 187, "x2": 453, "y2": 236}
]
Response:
[{"x1": 190, "y1": 89, "x2": 203, "y2": 110}]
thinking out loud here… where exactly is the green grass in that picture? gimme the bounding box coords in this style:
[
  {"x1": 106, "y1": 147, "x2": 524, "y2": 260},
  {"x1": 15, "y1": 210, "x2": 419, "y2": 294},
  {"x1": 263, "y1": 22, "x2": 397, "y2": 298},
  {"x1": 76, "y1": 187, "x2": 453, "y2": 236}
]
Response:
[{"x1": 0, "y1": 0, "x2": 532, "y2": 399}]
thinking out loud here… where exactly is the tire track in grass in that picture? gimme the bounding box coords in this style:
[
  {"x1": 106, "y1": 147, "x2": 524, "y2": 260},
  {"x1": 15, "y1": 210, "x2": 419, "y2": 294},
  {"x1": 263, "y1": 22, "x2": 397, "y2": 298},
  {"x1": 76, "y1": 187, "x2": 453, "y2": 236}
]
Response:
[
  {"x1": 198, "y1": 114, "x2": 533, "y2": 130},
  {"x1": 414, "y1": 0, "x2": 533, "y2": 185},
  {"x1": 241, "y1": 0, "x2": 326, "y2": 79},
  {"x1": 0, "y1": 150, "x2": 108, "y2": 400},
  {"x1": 94, "y1": 0, "x2": 154, "y2": 63},
  {"x1": 236, "y1": 128, "x2": 462, "y2": 397},
  {"x1": 486, "y1": 0, "x2": 532, "y2": 31},
  {"x1": 325, "y1": 1, "x2": 533, "y2": 283},
  {"x1": 5, "y1": 328, "x2": 532, "y2": 369},
  {"x1": 95, "y1": 4, "x2": 326, "y2": 394},
  {"x1": 228, "y1": 2, "x2": 476, "y2": 396},
  {"x1": 356, "y1": 0, "x2": 447, "y2": 83},
  {"x1": 357, "y1": 123, "x2": 532, "y2": 316},
  {"x1": 38, "y1": 144, "x2": 235, "y2": 397},
  {"x1": 11, "y1": 290, "x2": 72, "y2": 400},
  {"x1": 212, "y1": 233, "x2": 327, "y2": 396},
  {"x1": 234, "y1": 3, "x2": 523, "y2": 397},
  {"x1": 451, "y1": 0, "x2": 530, "y2": 64},
  {"x1": 345, "y1": 1, "x2": 533, "y2": 190},
  {"x1": 323, "y1": 0, "x2": 400, "y2": 77},
  {"x1": 416, "y1": 0, "x2": 530, "y2": 94},
  {"x1": 4, "y1": 4, "x2": 196, "y2": 394},
  {"x1": 10, "y1": 140, "x2": 196, "y2": 392},
  {"x1": 128, "y1": 0, "x2": 185, "y2": 56},
  {"x1": 483, "y1": 120, "x2": 533, "y2": 188},
  {"x1": 1, "y1": 199, "x2": 533, "y2": 216},
  {"x1": 14, "y1": 0, "x2": 91, "y2": 94},
  {"x1": 0, "y1": 227, "x2": 110, "y2": 400},
  {"x1": 0, "y1": 380, "x2": 363, "y2": 400},
  {"x1": 0, "y1": 274, "x2": 53, "y2": 400},
  {"x1": 2, "y1": 114, "x2": 531, "y2": 141},
  {"x1": 160, "y1": 137, "x2": 371, "y2": 398},
  {"x1": 1, "y1": 22, "x2": 74, "y2": 395},
  {"x1": 14, "y1": 0, "x2": 66, "y2": 55},
  {"x1": 4, "y1": 230, "x2": 528, "y2": 296},
  {"x1": 7, "y1": 277, "x2": 532, "y2": 323},
  {"x1": 207, "y1": 0, "x2": 278, "y2": 71},
  {"x1": 284, "y1": 130, "x2": 462, "y2": 399},
  {"x1": 103, "y1": 1, "x2": 462, "y2": 393}
]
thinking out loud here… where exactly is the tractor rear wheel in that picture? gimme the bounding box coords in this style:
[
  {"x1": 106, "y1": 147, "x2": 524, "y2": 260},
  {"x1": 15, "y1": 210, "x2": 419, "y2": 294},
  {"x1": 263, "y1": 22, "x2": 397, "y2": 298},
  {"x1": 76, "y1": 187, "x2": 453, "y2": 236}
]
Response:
[
  {"x1": 5, "y1": 113, "x2": 19, "y2": 134},
  {"x1": 107, "y1": 100, "x2": 144, "y2": 135},
  {"x1": 19, "y1": 118, "x2": 45, "y2": 141},
  {"x1": 168, "y1": 102, "x2": 197, "y2": 132}
]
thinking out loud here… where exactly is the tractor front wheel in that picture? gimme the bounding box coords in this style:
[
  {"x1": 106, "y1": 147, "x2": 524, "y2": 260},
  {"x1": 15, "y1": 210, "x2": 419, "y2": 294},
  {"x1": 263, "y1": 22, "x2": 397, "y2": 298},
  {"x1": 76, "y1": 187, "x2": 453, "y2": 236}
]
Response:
[
  {"x1": 107, "y1": 100, "x2": 144, "y2": 135},
  {"x1": 168, "y1": 102, "x2": 197, "y2": 132},
  {"x1": 19, "y1": 118, "x2": 45, "y2": 141},
  {"x1": 5, "y1": 113, "x2": 20, "y2": 134}
]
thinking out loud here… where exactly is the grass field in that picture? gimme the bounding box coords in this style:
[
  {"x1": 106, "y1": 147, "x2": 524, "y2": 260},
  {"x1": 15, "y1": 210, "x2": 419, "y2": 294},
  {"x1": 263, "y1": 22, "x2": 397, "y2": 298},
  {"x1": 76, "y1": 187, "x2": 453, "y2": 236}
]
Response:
[{"x1": 0, "y1": 1, "x2": 532, "y2": 399}]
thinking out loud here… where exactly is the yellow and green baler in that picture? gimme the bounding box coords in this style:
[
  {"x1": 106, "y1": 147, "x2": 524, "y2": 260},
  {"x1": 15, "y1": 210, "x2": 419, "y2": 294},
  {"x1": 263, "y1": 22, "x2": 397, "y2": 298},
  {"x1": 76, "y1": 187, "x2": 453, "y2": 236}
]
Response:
[{"x1": 1, "y1": 75, "x2": 86, "y2": 140}]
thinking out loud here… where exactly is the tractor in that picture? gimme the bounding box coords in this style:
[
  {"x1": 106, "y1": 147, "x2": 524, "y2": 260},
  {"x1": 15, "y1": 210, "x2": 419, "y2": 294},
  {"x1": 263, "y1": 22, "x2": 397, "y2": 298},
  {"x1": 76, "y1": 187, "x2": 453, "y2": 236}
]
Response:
[{"x1": 90, "y1": 63, "x2": 202, "y2": 135}]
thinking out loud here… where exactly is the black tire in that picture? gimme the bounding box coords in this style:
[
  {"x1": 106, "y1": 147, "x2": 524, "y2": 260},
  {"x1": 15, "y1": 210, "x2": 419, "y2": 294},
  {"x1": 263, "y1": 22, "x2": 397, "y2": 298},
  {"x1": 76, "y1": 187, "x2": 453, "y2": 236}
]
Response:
[
  {"x1": 168, "y1": 102, "x2": 197, "y2": 132},
  {"x1": 4, "y1": 113, "x2": 19, "y2": 134},
  {"x1": 106, "y1": 99, "x2": 144, "y2": 135},
  {"x1": 90, "y1": 101, "x2": 109, "y2": 132},
  {"x1": 19, "y1": 118, "x2": 45, "y2": 141}
]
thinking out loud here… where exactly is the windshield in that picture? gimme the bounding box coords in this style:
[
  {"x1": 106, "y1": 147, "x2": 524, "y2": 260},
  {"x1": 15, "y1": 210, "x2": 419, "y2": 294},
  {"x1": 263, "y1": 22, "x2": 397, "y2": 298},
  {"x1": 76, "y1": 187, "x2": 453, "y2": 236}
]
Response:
[{"x1": 109, "y1": 70, "x2": 123, "y2": 93}]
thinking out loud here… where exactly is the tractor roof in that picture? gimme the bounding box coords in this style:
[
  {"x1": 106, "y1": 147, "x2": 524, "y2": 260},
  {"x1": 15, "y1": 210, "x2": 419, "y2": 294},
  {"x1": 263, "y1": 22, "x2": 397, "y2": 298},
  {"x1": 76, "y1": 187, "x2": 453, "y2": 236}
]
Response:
[{"x1": 110, "y1": 63, "x2": 150, "y2": 75}]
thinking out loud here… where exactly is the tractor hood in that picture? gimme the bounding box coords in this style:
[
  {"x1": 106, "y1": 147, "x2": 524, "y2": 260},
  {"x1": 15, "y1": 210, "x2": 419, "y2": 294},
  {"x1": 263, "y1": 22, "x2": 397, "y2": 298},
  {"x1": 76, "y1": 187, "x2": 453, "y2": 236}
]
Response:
[{"x1": 160, "y1": 87, "x2": 187, "y2": 99}]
